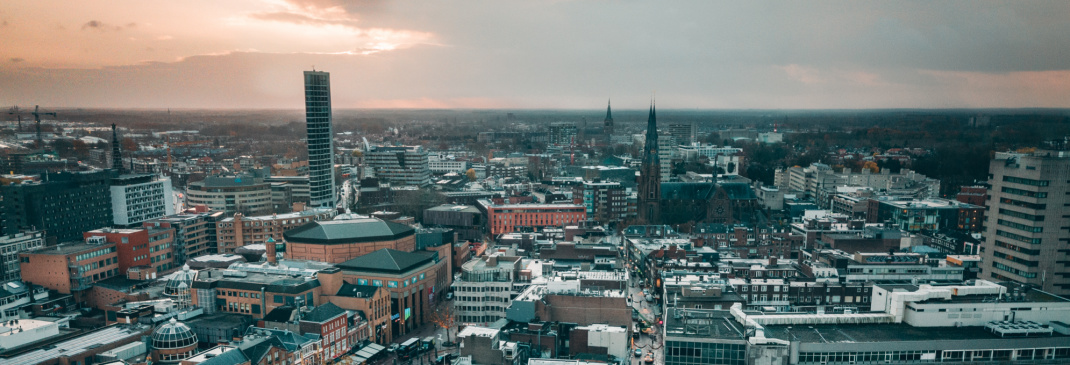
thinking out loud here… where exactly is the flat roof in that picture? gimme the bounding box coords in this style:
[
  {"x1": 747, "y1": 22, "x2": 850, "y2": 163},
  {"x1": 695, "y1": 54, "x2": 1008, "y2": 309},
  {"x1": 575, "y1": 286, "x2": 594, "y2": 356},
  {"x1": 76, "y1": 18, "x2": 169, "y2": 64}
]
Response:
[
  {"x1": 3, "y1": 324, "x2": 149, "y2": 365},
  {"x1": 761, "y1": 323, "x2": 1056, "y2": 343},
  {"x1": 28, "y1": 242, "x2": 114, "y2": 256},
  {"x1": 663, "y1": 309, "x2": 748, "y2": 340}
]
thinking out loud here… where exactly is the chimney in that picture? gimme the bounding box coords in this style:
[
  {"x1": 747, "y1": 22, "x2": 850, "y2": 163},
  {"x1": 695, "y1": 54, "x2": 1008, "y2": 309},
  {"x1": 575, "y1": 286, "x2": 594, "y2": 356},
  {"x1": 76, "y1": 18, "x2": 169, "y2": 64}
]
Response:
[
  {"x1": 769, "y1": 257, "x2": 778, "y2": 266},
  {"x1": 266, "y1": 237, "x2": 278, "y2": 265}
]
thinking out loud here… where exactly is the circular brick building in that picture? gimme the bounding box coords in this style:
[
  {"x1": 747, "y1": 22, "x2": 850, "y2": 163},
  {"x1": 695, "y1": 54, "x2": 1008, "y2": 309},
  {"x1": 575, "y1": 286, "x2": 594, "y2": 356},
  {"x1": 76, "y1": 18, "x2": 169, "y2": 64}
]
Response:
[{"x1": 283, "y1": 218, "x2": 415, "y2": 263}]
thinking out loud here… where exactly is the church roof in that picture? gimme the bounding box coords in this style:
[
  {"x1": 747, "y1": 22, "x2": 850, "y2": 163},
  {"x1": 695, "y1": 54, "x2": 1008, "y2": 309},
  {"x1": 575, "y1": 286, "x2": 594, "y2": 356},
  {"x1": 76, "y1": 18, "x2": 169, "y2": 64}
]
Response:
[{"x1": 660, "y1": 182, "x2": 716, "y2": 201}]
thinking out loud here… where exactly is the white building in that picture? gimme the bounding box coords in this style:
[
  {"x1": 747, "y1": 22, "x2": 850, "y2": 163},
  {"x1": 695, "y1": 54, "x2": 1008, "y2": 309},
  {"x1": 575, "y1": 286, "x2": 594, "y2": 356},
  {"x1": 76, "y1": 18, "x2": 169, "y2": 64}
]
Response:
[
  {"x1": 0, "y1": 231, "x2": 45, "y2": 284},
  {"x1": 110, "y1": 174, "x2": 175, "y2": 227},
  {"x1": 428, "y1": 156, "x2": 470, "y2": 175},
  {"x1": 452, "y1": 255, "x2": 529, "y2": 325},
  {"x1": 366, "y1": 145, "x2": 431, "y2": 186}
]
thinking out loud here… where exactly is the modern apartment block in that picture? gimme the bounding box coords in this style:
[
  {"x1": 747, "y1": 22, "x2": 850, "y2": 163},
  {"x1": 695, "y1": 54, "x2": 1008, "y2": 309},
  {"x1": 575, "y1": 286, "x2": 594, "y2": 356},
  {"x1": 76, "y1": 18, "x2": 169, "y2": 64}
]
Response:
[
  {"x1": 0, "y1": 230, "x2": 45, "y2": 284},
  {"x1": 982, "y1": 150, "x2": 1070, "y2": 295},
  {"x1": 572, "y1": 180, "x2": 631, "y2": 224},
  {"x1": 144, "y1": 211, "x2": 225, "y2": 264},
  {"x1": 215, "y1": 208, "x2": 335, "y2": 254},
  {"x1": 304, "y1": 70, "x2": 337, "y2": 208},
  {"x1": 365, "y1": 145, "x2": 431, "y2": 186},
  {"x1": 1, "y1": 169, "x2": 114, "y2": 243},
  {"x1": 110, "y1": 174, "x2": 175, "y2": 227}
]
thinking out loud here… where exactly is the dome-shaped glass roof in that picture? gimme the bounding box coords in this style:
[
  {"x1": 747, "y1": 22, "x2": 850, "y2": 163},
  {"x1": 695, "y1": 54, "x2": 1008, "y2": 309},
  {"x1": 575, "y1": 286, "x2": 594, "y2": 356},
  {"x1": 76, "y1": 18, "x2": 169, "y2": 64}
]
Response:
[
  {"x1": 152, "y1": 318, "x2": 197, "y2": 350},
  {"x1": 164, "y1": 265, "x2": 197, "y2": 295}
]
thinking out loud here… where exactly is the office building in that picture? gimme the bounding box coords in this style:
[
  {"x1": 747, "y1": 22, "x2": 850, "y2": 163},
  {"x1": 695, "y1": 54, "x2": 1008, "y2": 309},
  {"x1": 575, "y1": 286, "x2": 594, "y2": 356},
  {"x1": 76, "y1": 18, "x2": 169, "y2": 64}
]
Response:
[
  {"x1": 185, "y1": 174, "x2": 273, "y2": 216},
  {"x1": 548, "y1": 122, "x2": 578, "y2": 146},
  {"x1": 19, "y1": 239, "x2": 119, "y2": 295},
  {"x1": 85, "y1": 227, "x2": 176, "y2": 275},
  {"x1": 668, "y1": 123, "x2": 696, "y2": 145},
  {"x1": 144, "y1": 211, "x2": 225, "y2": 265},
  {"x1": 479, "y1": 200, "x2": 586, "y2": 236},
  {"x1": 110, "y1": 174, "x2": 175, "y2": 227},
  {"x1": 1, "y1": 170, "x2": 114, "y2": 243},
  {"x1": 215, "y1": 208, "x2": 335, "y2": 254},
  {"x1": 0, "y1": 230, "x2": 44, "y2": 284},
  {"x1": 982, "y1": 150, "x2": 1070, "y2": 295},
  {"x1": 304, "y1": 70, "x2": 337, "y2": 209},
  {"x1": 452, "y1": 255, "x2": 524, "y2": 325},
  {"x1": 365, "y1": 145, "x2": 431, "y2": 186},
  {"x1": 573, "y1": 181, "x2": 630, "y2": 224}
]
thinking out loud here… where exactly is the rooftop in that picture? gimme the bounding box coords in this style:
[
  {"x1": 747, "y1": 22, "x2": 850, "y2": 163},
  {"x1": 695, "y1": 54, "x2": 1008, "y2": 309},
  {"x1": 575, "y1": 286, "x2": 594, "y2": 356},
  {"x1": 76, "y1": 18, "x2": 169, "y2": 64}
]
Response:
[
  {"x1": 2, "y1": 324, "x2": 150, "y2": 365},
  {"x1": 191, "y1": 269, "x2": 320, "y2": 294},
  {"x1": 283, "y1": 219, "x2": 415, "y2": 244},
  {"x1": 335, "y1": 248, "x2": 436, "y2": 274},
  {"x1": 27, "y1": 241, "x2": 114, "y2": 256},
  {"x1": 760, "y1": 323, "x2": 1064, "y2": 343}
]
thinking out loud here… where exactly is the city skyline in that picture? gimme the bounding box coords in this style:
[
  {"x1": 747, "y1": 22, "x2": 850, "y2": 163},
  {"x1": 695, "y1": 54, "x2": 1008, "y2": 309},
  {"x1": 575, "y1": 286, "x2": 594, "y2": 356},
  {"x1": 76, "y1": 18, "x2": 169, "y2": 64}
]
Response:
[{"x1": 2, "y1": 1, "x2": 1069, "y2": 110}]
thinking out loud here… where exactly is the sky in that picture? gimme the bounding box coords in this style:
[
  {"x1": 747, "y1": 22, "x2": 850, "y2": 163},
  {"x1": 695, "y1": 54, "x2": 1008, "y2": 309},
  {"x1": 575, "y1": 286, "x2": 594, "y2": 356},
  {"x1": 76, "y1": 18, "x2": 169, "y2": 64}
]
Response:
[{"x1": 1, "y1": 0, "x2": 1069, "y2": 109}]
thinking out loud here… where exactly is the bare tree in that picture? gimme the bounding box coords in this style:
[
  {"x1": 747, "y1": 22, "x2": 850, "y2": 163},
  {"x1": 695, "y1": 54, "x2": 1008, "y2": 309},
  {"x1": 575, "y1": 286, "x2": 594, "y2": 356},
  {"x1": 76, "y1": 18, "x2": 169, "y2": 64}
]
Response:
[{"x1": 428, "y1": 305, "x2": 457, "y2": 345}]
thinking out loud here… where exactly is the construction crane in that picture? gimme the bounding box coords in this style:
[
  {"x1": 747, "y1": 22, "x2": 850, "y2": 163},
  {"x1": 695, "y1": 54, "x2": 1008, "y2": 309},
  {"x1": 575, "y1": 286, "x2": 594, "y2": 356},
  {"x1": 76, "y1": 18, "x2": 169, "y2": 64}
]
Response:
[
  {"x1": 7, "y1": 106, "x2": 24, "y2": 131},
  {"x1": 32, "y1": 105, "x2": 56, "y2": 148}
]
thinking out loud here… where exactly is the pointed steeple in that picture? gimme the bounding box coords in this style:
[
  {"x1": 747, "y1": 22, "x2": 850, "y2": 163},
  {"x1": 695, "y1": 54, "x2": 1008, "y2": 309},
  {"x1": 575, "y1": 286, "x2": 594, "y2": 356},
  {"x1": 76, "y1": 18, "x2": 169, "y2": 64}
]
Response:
[
  {"x1": 643, "y1": 101, "x2": 659, "y2": 165},
  {"x1": 111, "y1": 123, "x2": 124, "y2": 174},
  {"x1": 604, "y1": 99, "x2": 613, "y2": 123},
  {"x1": 638, "y1": 99, "x2": 662, "y2": 224}
]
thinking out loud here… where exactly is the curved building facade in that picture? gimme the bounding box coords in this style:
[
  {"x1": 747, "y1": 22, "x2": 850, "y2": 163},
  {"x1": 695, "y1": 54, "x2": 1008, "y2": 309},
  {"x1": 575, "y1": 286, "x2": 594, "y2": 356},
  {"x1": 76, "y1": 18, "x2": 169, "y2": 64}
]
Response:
[{"x1": 283, "y1": 218, "x2": 415, "y2": 263}]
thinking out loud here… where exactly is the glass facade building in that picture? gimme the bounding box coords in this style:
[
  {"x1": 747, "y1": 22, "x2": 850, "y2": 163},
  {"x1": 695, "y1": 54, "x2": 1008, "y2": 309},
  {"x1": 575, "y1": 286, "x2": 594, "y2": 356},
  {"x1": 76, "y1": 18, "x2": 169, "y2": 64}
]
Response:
[{"x1": 304, "y1": 70, "x2": 336, "y2": 209}]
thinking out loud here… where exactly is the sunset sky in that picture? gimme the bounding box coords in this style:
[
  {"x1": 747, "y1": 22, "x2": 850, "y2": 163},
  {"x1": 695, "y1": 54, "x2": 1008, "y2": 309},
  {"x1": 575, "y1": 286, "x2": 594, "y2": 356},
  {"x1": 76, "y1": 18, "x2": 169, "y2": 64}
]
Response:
[{"x1": 1, "y1": 0, "x2": 1068, "y2": 109}]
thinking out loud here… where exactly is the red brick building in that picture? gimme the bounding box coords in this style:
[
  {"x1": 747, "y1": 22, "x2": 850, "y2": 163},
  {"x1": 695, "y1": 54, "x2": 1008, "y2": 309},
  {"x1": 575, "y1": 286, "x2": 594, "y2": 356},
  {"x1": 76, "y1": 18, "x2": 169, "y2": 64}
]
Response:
[
  {"x1": 19, "y1": 240, "x2": 119, "y2": 296},
  {"x1": 480, "y1": 201, "x2": 586, "y2": 236},
  {"x1": 85, "y1": 227, "x2": 176, "y2": 274}
]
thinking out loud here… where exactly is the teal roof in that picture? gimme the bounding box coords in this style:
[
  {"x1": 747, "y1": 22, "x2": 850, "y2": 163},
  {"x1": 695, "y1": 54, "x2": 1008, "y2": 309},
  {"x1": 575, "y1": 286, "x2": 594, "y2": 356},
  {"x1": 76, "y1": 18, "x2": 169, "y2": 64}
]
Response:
[
  {"x1": 336, "y1": 248, "x2": 435, "y2": 274},
  {"x1": 284, "y1": 218, "x2": 415, "y2": 244}
]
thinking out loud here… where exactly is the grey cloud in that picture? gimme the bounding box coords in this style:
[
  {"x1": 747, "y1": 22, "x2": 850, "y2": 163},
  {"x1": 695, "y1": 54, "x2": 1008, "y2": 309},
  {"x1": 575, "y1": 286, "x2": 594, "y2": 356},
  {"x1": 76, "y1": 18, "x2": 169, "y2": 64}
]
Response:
[
  {"x1": 81, "y1": 20, "x2": 130, "y2": 31},
  {"x1": 9, "y1": 58, "x2": 23, "y2": 63}
]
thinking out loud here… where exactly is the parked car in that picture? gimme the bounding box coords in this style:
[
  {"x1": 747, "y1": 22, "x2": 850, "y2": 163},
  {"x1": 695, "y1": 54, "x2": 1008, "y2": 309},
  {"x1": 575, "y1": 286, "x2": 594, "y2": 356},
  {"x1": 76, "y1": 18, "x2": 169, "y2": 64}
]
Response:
[
  {"x1": 634, "y1": 348, "x2": 643, "y2": 357},
  {"x1": 644, "y1": 354, "x2": 655, "y2": 364},
  {"x1": 387, "y1": 343, "x2": 400, "y2": 353}
]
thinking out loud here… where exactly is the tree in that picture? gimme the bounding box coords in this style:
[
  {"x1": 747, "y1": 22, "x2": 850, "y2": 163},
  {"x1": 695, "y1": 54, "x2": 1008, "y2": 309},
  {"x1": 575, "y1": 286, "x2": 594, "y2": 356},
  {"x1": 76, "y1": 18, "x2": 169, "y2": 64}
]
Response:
[
  {"x1": 121, "y1": 137, "x2": 138, "y2": 151},
  {"x1": 465, "y1": 168, "x2": 477, "y2": 181},
  {"x1": 862, "y1": 161, "x2": 880, "y2": 173},
  {"x1": 428, "y1": 305, "x2": 457, "y2": 345}
]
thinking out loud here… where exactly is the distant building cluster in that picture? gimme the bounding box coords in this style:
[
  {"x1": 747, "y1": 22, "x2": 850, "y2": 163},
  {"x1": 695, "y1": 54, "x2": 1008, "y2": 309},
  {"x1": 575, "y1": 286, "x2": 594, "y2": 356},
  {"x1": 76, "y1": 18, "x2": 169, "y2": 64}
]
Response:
[{"x1": 2, "y1": 76, "x2": 1070, "y2": 365}]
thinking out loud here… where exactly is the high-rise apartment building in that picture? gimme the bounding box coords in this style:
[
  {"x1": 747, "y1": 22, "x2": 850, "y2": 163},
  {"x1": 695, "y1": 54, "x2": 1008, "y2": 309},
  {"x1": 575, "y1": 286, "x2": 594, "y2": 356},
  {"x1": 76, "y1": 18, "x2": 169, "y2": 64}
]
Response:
[
  {"x1": 111, "y1": 174, "x2": 175, "y2": 227},
  {"x1": 304, "y1": 70, "x2": 336, "y2": 209},
  {"x1": 668, "y1": 122, "x2": 696, "y2": 145},
  {"x1": 1, "y1": 170, "x2": 114, "y2": 243},
  {"x1": 981, "y1": 150, "x2": 1070, "y2": 295},
  {"x1": 365, "y1": 145, "x2": 431, "y2": 186}
]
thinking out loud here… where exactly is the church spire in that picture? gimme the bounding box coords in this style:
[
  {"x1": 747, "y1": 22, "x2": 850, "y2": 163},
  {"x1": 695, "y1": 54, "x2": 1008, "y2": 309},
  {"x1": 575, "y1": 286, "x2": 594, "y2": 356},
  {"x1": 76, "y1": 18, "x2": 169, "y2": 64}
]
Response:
[
  {"x1": 604, "y1": 99, "x2": 613, "y2": 123},
  {"x1": 638, "y1": 99, "x2": 661, "y2": 224},
  {"x1": 111, "y1": 123, "x2": 124, "y2": 174}
]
